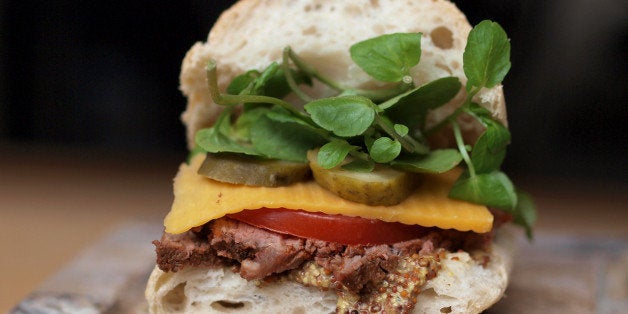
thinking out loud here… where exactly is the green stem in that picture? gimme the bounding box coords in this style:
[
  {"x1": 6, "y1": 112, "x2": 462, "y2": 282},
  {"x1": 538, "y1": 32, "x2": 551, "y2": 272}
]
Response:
[
  {"x1": 467, "y1": 85, "x2": 481, "y2": 100},
  {"x1": 424, "y1": 106, "x2": 463, "y2": 137},
  {"x1": 341, "y1": 78, "x2": 414, "y2": 103},
  {"x1": 285, "y1": 47, "x2": 344, "y2": 92},
  {"x1": 282, "y1": 48, "x2": 313, "y2": 102},
  {"x1": 349, "y1": 149, "x2": 370, "y2": 160},
  {"x1": 424, "y1": 85, "x2": 482, "y2": 136},
  {"x1": 206, "y1": 60, "x2": 313, "y2": 123},
  {"x1": 452, "y1": 120, "x2": 476, "y2": 179},
  {"x1": 286, "y1": 46, "x2": 414, "y2": 103},
  {"x1": 375, "y1": 113, "x2": 429, "y2": 154}
]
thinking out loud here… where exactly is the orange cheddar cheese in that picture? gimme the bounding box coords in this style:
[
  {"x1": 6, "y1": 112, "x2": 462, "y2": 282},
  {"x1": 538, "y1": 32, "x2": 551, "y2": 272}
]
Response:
[{"x1": 164, "y1": 154, "x2": 494, "y2": 234}]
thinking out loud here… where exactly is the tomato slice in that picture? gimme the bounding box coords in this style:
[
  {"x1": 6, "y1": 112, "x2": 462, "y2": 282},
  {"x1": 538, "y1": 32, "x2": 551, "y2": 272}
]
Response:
[{"x1": 227, "y1": 208, "x2": 431, "y2": 245}]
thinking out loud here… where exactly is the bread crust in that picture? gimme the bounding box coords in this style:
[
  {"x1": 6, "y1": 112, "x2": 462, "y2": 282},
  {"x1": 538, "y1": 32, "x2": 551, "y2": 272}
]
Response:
[{"x1": 179, "y1": 0, "x2": 507, "y2": 149}]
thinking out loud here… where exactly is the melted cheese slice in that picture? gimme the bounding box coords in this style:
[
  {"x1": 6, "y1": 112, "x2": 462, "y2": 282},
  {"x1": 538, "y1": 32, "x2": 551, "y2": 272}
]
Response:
[{"x1": 164, "y1": 154, "x2": 493, "y2": 234}]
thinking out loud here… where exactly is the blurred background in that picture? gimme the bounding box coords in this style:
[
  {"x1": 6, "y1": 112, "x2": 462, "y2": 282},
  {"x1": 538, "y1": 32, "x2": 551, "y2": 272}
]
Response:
[
  {"x1": 1, "y1": 0, "x2": 626, "y2": 182},
  {"x1": 1, "y1": 0, "x2": 627, "y2": 312}
]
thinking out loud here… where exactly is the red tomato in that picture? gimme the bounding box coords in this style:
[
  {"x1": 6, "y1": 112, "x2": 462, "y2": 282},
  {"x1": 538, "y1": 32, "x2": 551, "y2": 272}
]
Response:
[{"x1": 227, "y1": 208, "x2": 431, "y2": 245}]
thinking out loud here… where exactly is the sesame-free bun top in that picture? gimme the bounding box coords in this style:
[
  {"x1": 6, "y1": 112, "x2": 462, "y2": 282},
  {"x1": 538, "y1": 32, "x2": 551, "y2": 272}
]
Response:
[{"x1": 178, "y1": 0, "x2": 507, "y2": 149}]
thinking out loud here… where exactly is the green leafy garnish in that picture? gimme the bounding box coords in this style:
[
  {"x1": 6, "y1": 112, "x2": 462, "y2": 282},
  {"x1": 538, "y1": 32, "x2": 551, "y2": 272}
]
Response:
[
  {"x1": 449, "y1": 170, "x2": 517, "y2": 210},
  {"x1": 470, "y1": 113, "x2": 510, "y2": 173},
  {"x1": 369, "y1": 137, "x2": 402, "y2": 163},
  {"x1": 391, "y1": 149, "x2": 463, "y2": 173},
  {"x1": 304, "y1": 96, "x2": 376, "y2": 137},
  {"x1": 463, "y1": 20, "x2": 511, "y2": 92},
  {"x1": 232, "y1": 107, "x2": 268, "y2": 141},
  {"x1": 192, "y1": 20, "x2": 536, "y2": 238},
  {"x1": 513, "y1": 190, "x2": 537, "y2": 239},
  {"x1": 384, "y1": 76, "x2": 462, "y2": 129},
  {"x1": 318, "y1": 140, "x2": 359, "y2": 169},
  {"x1": 350, "y1": 33, "x2": 422, "y2": 82},
  {"x1": 250, "y1": 115, "x2": 326, "y2": 162},
  {"x1": 195, "y1": 107, "x2": 259, "y2": 156},
  {"x1": 438, "y1": 20, "x2": 534, "y2": 238}
]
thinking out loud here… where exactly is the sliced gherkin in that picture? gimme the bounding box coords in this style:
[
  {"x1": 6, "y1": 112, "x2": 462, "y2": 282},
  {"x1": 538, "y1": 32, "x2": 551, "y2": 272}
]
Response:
[
  {"x1": 307, "y1": 150, "x2": 420, "y2": 206},
  {"x1": 198, "y1": 153, "x2": 310, "y2": 187}
]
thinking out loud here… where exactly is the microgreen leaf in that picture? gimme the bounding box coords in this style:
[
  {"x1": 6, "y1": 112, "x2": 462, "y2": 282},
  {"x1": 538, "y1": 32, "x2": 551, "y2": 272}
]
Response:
[
  {"x1": 391, "y1": 149, "x2": 462, "y2": 173},
  {"x1": 265, "y1": 106, "x2": 323, "y2": 134},
  {"x1": 304, "y1": 96, "x2": 376, "y2": 137},
  {"x1": 250, "y1": 115, "x2": 326, "y2": 162},
  {"x1": 232, "y1": 107, "x2": 270, "y2": 141},
  {"x1": 513, "y1": 190, "x2": 537, "y2": 239},
  {"x1": 375, "y1": 114, "x2": 429, "y2": 154},
  {"x1": 463, "y1": 101, "x2": 493, "y2": 119},
  {"x1": 195, "y1": 107, "x2": 260, "y2": 156},
  {"x1": 449, "y1": 170, "x2": 517, "y2": 210},
  {"x1": 195, "y1": 127, "x2": 259, "y2": 156},
  {"x1": 393, "y1": 124, "x2": 409, "y2": 137},
  {"x1": 253, "y1": 62, "x2": 281, "y2": 94},
  {"x1": 264, "y1": 68, "x2": 312, "y2": 99},
  {"x1": 471, "y1": 119, "x2": 510, "y2": 173},
  {"x1": 350, "y1": 33, "x2": 422, "y2": 82},
  {"x1": 317, "y1": 140, "x2": 359, "y2": 169},
  {"x1": 342, "y1": 157, "x2": 375, "y2": 172},
  {"x1": 459, "y1": 103, "x2": 511, "y2": 173},
  {"x1": 227, "y1": 70, "x2": 259, "y2": 95},
  {"x1": 369, "y1": 137, "x2": 402, "y2": 163},
  {"x1": 384, "y1": 76, "x2": 461, "y2": 128},
  {"x1": 228, "y1": 65, "x2": 312, "y2": 99},
  {"x1": 463, "y1": 20, "x2": 511, "y2": 91}
]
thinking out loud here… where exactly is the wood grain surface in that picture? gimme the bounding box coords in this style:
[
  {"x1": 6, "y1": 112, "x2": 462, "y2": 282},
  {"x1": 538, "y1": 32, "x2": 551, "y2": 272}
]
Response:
[{"x1": 9, "y1": 222, "x2": 158, "y2": 314}]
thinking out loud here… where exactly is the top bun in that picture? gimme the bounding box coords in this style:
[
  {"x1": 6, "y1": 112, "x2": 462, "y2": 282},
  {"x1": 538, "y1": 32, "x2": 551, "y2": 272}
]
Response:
[{"x1": 179, "y1": 0, "x2": 507, "y2": 149}]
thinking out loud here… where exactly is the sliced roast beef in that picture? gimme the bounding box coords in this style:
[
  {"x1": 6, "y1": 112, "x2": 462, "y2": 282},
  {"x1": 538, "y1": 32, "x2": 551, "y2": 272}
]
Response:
[
  {"x1": 153, "y1": 217, "x2": 493, "y2": 292},
  {"x1": 153, "y1": 229, "x2": 226, "y2": 272},
  {"x1": 210, "y1": 218, "x2": 317, "y2": 279},
  {"x1": 327, "y1": 244, "x2": 397, "y2": 291}
]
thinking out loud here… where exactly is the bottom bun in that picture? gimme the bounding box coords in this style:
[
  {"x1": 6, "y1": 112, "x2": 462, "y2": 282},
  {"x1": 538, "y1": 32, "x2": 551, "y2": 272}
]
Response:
[{"x1": 145, "y1": 227, "x2": 517, "y2": 314}]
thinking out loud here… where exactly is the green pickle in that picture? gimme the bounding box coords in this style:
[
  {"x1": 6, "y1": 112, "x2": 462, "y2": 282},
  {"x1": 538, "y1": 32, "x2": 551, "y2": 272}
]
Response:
[
  {"x1": 307, "y1": 150, "x2": 420, "y2": 206},
  {"x1": 197, "y1": 153, "x2": 311, "y2": 187}
]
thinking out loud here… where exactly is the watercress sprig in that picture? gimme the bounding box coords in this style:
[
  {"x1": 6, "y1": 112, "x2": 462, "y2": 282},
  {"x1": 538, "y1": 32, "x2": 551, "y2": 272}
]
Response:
[{"x1": 444, "y1": 20, "x2": 535, "y2": 238}]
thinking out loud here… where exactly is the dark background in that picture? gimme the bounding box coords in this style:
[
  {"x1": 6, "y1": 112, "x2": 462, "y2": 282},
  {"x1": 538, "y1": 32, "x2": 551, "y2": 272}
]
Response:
[{"x1": 1, "y1": 0, "x2": 626, "y2": 182}]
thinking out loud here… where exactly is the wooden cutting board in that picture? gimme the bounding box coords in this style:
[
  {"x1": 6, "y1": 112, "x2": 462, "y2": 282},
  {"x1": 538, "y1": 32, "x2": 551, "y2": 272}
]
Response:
[
  {"x1": 10, "y1": 222, "x2": 160, "y2": 314},
  {"x1": 10, "y1": 223, "x2": 627, "y2": 313}
]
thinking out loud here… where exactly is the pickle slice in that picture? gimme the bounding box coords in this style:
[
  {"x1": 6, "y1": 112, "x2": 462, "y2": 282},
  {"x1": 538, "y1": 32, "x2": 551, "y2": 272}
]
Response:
[
  {"x1": 198, "y1": 153, "x2": 311, "y2": 187},
  {"x1": 307, "y1": 150, "x2": 420, "y2": 206}
]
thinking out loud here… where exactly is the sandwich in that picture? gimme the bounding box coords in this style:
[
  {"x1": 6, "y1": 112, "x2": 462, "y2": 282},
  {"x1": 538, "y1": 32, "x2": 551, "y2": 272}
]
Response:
[{"x1": 145, "y1": 0, "x2": 537, "y2": 313}]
